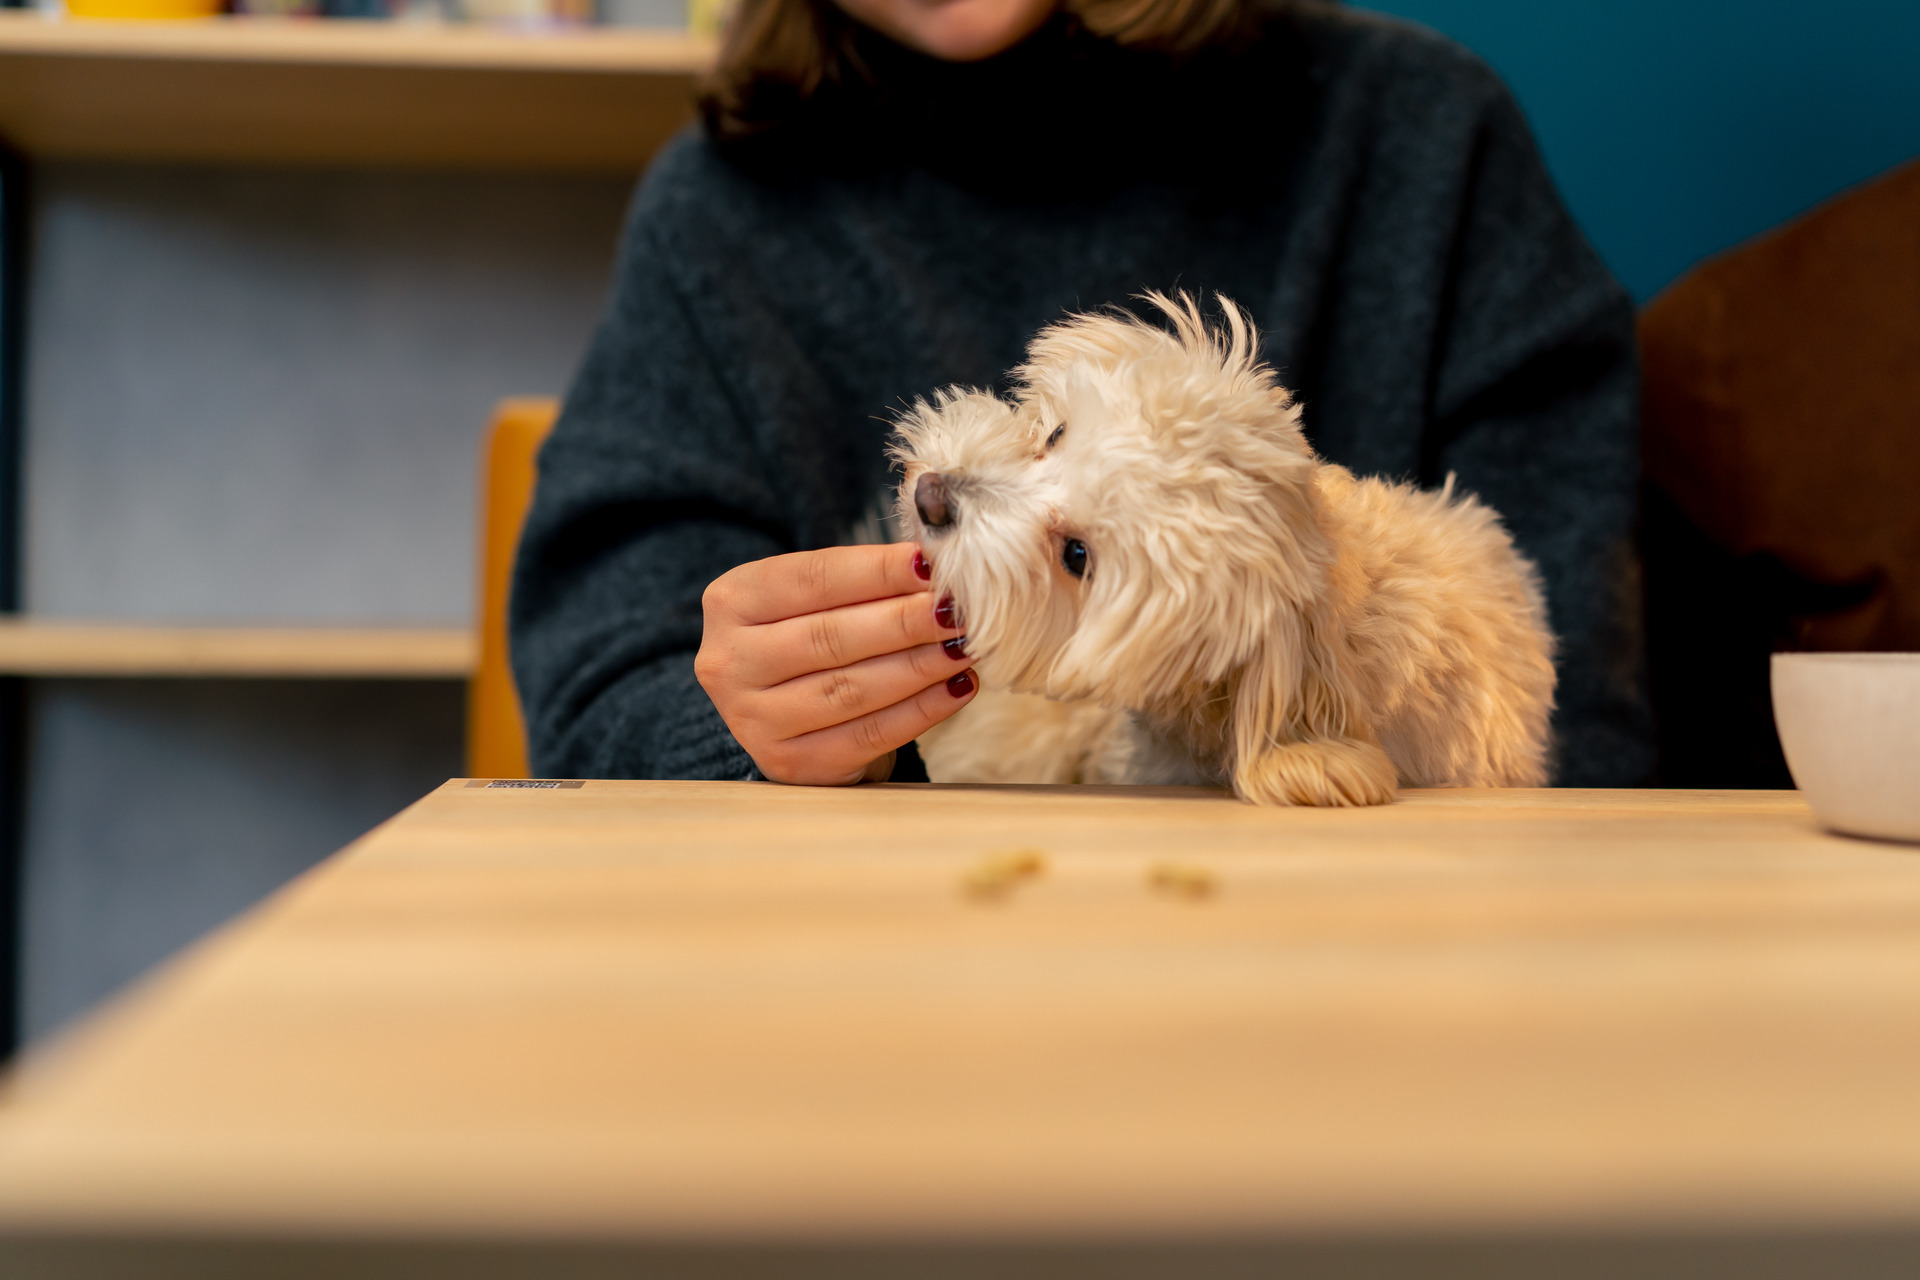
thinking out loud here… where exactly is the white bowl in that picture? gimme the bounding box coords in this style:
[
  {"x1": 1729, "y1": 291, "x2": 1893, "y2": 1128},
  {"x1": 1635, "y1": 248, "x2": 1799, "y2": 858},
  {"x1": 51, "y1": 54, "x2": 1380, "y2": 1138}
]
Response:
[{"x1": 1772, "y1": 653, "x2": 1920, "y2": 843}]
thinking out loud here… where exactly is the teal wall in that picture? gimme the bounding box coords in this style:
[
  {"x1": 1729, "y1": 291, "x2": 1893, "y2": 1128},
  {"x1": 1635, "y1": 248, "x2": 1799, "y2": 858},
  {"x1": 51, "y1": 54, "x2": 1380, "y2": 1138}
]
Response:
[{"x1": 1361, "y1": 1, "x2": 1920, "y2": 301}]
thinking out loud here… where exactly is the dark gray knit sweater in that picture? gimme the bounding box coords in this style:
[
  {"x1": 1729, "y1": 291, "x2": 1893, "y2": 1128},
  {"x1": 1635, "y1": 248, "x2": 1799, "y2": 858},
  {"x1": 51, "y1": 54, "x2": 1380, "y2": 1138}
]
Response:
[{"x1": 511, "y1": 0, "x2": 1655, "y2": 786}]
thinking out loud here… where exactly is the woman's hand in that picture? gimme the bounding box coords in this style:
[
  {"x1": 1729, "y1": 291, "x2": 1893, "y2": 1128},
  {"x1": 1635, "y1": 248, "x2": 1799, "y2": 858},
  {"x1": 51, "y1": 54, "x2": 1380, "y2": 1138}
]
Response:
[{"x1": 695, "y1": 543, "x2": 977, "y2": 785}]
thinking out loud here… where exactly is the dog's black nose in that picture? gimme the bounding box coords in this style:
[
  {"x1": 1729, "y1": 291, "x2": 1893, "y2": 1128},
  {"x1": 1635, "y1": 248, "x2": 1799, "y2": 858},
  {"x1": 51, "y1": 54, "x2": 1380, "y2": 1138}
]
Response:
[{"x1": 915, "y1": 472, "x2": 955, "y2": 528}]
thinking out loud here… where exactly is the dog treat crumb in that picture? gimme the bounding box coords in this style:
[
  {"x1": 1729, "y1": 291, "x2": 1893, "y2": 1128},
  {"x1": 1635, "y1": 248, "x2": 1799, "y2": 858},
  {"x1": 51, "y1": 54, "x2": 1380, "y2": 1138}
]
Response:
[
  {"x1": 1147, "y1": 863, "x2": 1216, "y2": 900},
  {"x1": 961, "y1": 850, "x2": 1048, "y2": 902}
]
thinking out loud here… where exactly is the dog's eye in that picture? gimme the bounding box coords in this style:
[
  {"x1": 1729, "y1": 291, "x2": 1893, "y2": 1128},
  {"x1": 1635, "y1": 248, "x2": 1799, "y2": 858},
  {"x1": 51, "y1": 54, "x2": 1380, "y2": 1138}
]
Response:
[
  {"x1": 1045, "y1": 422, "x2": 1066, "y2": 450},
  {"x1": 1061, "y1": 537, "x2": 1088, "y2": 579}
]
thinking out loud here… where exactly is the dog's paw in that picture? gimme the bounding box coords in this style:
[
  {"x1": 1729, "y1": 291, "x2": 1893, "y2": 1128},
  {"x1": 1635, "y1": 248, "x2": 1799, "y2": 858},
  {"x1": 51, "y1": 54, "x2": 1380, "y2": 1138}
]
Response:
[{"x1": 1234, "y1": 738, "x2": 1398, "y2": 807}]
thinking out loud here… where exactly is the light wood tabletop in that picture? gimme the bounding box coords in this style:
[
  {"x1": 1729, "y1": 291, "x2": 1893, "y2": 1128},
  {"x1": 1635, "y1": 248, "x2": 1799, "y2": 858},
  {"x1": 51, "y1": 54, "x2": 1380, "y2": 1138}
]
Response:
[{"x1": 3, "y1": 781, "x2": 1919, "y2": 1277}]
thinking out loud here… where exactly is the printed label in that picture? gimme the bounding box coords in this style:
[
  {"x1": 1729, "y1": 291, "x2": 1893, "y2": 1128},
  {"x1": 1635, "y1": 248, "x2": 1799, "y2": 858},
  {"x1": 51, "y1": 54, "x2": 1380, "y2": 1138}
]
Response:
[{"x1": 464, "y1": 779, "x2": 585, "y2": 790}]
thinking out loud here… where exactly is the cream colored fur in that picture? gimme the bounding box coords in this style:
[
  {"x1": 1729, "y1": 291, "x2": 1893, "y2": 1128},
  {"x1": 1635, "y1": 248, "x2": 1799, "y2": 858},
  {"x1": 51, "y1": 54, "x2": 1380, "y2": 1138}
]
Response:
[{"x1": 893, "y1": 293, "x2": 1556, "y2": 806}]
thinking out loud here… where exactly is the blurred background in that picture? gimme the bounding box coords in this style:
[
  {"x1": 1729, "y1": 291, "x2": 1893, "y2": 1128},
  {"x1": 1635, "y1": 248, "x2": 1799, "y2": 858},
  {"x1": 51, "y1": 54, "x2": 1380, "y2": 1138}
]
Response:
[{"x1": 0, "y1": 0, "x2": 1914, "y2": 1056}]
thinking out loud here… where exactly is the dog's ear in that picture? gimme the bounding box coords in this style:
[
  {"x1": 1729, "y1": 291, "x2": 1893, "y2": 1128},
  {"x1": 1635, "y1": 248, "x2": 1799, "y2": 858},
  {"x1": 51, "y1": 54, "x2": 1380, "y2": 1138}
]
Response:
[
  {"x1": 1042, "y1": 385, "x2": 1329, "y2": 709},
  {"x1": 1226, "y1": 597, "x2": 1398, "y2": 806}
]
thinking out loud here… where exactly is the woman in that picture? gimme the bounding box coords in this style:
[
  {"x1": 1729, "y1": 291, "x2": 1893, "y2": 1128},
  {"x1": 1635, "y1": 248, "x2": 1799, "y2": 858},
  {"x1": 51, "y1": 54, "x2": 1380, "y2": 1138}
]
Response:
[{"x1": 510, "y1": 0, "x2": 1654, "y2": 789}]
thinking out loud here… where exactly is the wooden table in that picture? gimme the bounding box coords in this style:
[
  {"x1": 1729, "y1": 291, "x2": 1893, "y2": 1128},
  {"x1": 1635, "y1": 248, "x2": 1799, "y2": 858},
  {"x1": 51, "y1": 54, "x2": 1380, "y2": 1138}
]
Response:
[{"x1": 2, "y1": 782, "x2": 1918, "y2": 1277}]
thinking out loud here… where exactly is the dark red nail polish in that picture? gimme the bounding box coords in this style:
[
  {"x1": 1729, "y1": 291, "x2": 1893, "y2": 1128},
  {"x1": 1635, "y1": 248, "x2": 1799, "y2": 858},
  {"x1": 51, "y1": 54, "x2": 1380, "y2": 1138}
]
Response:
[
  {"x1": 942, "y1": 636, "x2": 968, "y2": 660},
  {"x1": 946, "y1": 670, "x2": 975, "y2": 698},
  {"x1": 934, "y1": 595, "x2": 957, "y2": 629},
  {"x1": 912, "y1": 549, "x2": 931, "y2": 581}
]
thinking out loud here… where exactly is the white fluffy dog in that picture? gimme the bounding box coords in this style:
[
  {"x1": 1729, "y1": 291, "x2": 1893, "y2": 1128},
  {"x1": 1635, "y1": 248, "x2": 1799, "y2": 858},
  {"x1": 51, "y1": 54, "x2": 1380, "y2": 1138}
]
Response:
[{"x1": 891, "y1": 293, "x2": 1557, "y2": 806}]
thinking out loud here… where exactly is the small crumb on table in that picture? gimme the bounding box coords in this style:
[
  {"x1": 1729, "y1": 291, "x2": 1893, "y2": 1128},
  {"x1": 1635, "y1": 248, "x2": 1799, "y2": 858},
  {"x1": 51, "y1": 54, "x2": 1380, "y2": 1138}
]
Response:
[
  {"x1": 961, "y1": 850, "x2": 1048, "y2": 903},
  {"x1": 1147, "y1": 863, "x2": 1216, "y2": 900}
]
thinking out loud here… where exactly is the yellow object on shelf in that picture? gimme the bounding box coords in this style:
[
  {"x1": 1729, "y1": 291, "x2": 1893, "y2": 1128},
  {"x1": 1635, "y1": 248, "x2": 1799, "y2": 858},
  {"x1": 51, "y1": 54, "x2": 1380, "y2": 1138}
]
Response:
[
  {"x1": 66, "y1": 0, "x2": 225, "y2": 19},
  {"x1": 687, "y1": 0, "x2": 731, "y2": 38}
]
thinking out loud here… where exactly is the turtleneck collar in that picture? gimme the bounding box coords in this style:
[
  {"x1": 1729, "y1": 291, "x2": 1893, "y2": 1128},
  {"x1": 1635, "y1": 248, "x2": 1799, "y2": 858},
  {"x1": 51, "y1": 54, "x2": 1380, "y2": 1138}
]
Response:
[{"x1": 720, "y1": 8, "x2": 1314, "y2": 201}]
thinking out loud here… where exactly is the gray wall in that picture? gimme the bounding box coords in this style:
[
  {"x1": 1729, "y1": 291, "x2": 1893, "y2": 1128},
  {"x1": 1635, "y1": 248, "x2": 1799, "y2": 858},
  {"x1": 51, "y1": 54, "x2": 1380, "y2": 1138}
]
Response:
[
  {"x1": 21, "y1": 680, "x2": 463, "y2": 1040},
  {"x1": 26, "y1": 163, "x2": 632, "y2": 623},
  {"x1": 18, "y1": 162, "x2": 634, "y2": 1044}
]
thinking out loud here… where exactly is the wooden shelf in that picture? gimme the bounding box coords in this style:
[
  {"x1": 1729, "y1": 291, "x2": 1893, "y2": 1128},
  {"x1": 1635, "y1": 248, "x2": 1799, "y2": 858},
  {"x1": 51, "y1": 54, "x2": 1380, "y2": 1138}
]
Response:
[
  {"x1": 0, "y1": 620, "x2": 475, "y2": 678},
  {"x1": 0, "y1": 13, "x2": 716, "y2": 170}
]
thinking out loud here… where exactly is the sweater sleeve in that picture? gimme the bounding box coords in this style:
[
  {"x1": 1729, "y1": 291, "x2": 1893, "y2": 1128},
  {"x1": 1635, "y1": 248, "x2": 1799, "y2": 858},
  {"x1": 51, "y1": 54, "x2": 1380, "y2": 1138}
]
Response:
[
  {"x1": 1422, "y1": 83, "x2": 1655, "y2": 787},
  {"x1": 509, "y1": 206, "x2": 780, "y2": 781}
]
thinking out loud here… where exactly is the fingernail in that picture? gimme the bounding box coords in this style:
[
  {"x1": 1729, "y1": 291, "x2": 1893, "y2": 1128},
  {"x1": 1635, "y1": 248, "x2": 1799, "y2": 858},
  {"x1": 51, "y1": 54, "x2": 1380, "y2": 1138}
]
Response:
[
  {"x1": 934, "y1": 595, "x2": 957, "y2": 629},
  {"x1": 942, "y1": 636, "x2": 969, "y2": 660},
  {"x1": 946, "y1": 670, "x2": 975, "y2": 698},
  {"x1": 912, "y1": 549, "x2": 931, "y2": 581}
]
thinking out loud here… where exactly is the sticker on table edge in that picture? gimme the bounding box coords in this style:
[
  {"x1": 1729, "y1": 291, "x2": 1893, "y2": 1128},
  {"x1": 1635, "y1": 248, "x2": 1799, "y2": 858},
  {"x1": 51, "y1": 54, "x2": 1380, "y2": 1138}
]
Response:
[
  {"x1": 960, "y1": 849, "x2": 1048, "y2": 903},
  {"x1": 465, "y1": 779, "x2": 586, "y2": 789}
]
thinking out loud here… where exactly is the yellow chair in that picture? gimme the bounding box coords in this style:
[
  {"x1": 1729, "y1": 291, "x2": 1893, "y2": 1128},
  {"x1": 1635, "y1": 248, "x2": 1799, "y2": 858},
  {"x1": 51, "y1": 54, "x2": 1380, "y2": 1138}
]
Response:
[{"x1": 467, "y1": 398, "x2": 559, "y2": 779}]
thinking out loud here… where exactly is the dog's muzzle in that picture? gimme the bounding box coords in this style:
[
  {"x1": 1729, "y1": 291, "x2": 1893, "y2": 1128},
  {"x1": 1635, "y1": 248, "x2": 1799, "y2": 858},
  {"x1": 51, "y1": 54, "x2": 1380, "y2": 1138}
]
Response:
[{"x1": 915, "y1": 472, "x2": 956, "y2": 529}]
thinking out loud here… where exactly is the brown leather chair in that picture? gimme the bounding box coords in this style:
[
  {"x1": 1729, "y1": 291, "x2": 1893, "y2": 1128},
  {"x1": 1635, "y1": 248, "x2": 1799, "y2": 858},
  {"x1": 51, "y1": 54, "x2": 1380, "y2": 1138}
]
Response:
[
  {"x1": 467, "y1": 398, "x2": 559, "y2": 780},
  {"x1": 1640, "y1": 158, "x2": 1920, "y2": 787}
]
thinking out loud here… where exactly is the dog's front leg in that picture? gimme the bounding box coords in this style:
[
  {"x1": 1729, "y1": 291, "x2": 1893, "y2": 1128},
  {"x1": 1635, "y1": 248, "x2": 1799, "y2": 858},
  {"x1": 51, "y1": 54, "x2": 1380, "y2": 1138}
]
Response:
[
  {"x1": 1229, "y1": 635, "x2": 1399, "y2": 807},
  {"x1": 1233, "y1": 736, "x2": 1398, "y2": 807}
]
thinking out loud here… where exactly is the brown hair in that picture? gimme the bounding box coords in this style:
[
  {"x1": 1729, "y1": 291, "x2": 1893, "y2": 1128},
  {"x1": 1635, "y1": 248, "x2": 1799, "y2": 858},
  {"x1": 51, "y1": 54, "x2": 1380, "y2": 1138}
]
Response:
[{"x1": 697, "y1": 0, "x2": 1252, "y2": 141}]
